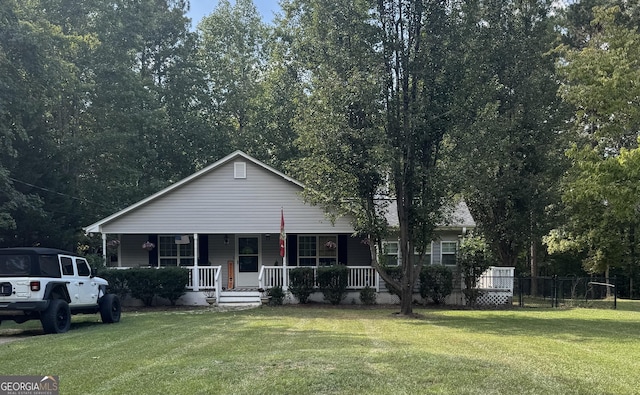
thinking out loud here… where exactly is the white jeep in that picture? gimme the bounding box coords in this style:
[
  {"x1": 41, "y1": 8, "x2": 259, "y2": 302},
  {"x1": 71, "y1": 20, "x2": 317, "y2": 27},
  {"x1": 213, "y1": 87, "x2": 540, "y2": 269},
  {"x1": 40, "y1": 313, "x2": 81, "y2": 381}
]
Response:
[{"x1": 0, "y1": 247, "x2": 121, "y2": 334}]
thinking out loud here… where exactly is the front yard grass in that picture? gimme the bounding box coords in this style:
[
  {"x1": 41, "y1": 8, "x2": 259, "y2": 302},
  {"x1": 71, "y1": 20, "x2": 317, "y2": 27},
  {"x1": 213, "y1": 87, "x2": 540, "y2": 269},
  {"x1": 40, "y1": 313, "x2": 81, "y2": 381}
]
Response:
[{"x1": 1, "y1": 303, "x2": 639, "y2": 394}]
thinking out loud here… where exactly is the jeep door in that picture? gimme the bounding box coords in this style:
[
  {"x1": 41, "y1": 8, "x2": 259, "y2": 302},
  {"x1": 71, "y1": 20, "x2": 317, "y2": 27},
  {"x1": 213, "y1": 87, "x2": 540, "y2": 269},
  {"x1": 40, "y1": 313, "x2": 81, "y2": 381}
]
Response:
[
  {"x1": 59, "y1": 255, "x2": 96, "y2": 306},
  {"x1": 74, "y1": 258, "x2": 99, "y2": 306}
]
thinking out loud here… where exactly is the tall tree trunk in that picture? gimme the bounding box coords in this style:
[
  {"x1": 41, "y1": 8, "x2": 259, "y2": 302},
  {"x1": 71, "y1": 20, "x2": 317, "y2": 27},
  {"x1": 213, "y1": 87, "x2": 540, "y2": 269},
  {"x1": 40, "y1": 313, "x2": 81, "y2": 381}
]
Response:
[
  {"x1": 530, "y1": 240, "x2": 538, "y2": 296},
  {"x1": 605, "y1": 264, "x2": 611, "y2": 298},
  {"x1": 629, "y1": 225, "x2": 636, "y2": 299}
]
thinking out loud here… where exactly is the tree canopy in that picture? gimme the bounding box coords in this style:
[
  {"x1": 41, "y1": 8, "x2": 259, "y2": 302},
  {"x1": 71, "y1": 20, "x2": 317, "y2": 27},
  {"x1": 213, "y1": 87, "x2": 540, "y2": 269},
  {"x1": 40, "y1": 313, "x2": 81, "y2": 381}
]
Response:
[{"x1": 1, "y1": 0, "x2": 639, "y2": 300}]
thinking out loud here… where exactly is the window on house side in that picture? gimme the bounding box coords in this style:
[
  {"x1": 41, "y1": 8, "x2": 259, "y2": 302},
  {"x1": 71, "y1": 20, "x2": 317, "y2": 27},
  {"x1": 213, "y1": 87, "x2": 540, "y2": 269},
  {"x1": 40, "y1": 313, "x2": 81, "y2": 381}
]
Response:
[
  {"x1": 415, "y1": 242, "x2": 432, "y2": 265},
  {"x1": 382, "y1": 241, "x2": 432, "y2": 266},
  {"x1": 381, "y1": 241, "x2": 399, "y2": 266},
  {"x1": 441, "y1": 241, "x2": 457, "y2": 266}
]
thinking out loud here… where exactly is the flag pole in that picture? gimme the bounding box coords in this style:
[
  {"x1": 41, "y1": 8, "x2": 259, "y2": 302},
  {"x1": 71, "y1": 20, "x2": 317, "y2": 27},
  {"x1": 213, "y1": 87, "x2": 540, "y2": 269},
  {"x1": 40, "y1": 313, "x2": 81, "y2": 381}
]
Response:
[{"x1": 280, "y1": 207, "x2": 287, "y2": 290}]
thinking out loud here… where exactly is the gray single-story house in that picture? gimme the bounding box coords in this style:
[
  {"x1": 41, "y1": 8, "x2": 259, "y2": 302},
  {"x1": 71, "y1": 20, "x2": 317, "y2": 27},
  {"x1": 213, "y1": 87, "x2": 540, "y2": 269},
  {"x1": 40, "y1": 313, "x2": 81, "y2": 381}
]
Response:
[{"x1": 84, "y1": 151, "x2": 485, "y2": 306}]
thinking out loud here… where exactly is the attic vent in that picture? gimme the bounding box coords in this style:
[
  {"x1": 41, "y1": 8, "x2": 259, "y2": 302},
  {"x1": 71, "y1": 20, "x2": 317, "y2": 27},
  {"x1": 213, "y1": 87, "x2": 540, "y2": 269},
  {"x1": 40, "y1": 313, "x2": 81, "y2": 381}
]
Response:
[{"x1": 234, "y1": 162, "x2": 246, "y2": 179}]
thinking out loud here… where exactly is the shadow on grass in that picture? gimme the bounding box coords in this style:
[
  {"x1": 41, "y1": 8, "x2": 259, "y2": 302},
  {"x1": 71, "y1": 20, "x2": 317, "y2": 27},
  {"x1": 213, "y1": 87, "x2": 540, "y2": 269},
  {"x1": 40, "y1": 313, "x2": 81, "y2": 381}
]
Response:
[
  {"x1": 409, "y1": 309, "x2": 640, "y2": 342},
  {"x1": 0, "y1": 317, "x2": 108, "y2": 343}
]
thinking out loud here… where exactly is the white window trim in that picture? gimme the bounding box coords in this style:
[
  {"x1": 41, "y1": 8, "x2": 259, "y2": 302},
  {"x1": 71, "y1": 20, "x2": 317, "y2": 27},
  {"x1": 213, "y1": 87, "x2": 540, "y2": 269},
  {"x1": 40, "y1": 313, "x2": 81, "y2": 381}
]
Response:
[
  {"x1": 381, "y1": 240, "x2": 400, "y2": 266},
  {"x1": 414, "y1": 242, "x2": 433, "y2": 265},
  {"x1": 440, "y1": 241, "x2": 458, "y2": 266},
  {"x1": 158, "y1": 235, "x2": 194, "y2": 267},
  {"x1": 298, "y1": 235, "x2": 337, "y2": 266},
  {"x1": 234, "y1": 162, "x2": 247, "y2": 179},
  {"x1": 381, "y1": 240, "x2": 433, "y2": 266}
]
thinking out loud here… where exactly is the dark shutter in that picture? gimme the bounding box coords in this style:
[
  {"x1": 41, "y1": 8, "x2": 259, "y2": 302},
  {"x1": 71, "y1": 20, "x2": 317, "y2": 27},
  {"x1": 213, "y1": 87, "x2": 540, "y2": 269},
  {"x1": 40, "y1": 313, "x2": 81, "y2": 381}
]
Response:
[
  {"x1": 287, "y1": 234, "x2": 297, "y2": 266},
  {"x1": 338, "y1": 234, "x2": 348, "y2": 264},
  {"x1": 198, "y1": 234, "x2": 209, "y2": 266},
  {"x1": 148, "y1": 234, "x2": 158, "y2": 267}
]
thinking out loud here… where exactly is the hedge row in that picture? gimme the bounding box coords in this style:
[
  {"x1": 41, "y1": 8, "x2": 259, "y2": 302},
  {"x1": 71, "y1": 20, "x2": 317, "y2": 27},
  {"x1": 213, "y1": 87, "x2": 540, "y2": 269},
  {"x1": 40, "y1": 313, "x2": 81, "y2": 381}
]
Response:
[
  {"x1": 286, "y1": 264, "x2": 454, "y2": 305},
  {"x1": 100, "y1": 267, "x2": 189, "y2": 306},
  {"x1": 380, "y1": 264, "x2": 454, "y2": 305}
]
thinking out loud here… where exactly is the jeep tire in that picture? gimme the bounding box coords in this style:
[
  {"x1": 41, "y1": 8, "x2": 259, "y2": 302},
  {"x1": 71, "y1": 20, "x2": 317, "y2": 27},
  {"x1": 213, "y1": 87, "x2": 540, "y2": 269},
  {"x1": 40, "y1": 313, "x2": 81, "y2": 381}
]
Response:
[
  {"x1": 40, "y1": 299, "x2": 71, "y2": 334},
  {"x1": 99, "y1": 294, "x2": 121, "y2": 323}
]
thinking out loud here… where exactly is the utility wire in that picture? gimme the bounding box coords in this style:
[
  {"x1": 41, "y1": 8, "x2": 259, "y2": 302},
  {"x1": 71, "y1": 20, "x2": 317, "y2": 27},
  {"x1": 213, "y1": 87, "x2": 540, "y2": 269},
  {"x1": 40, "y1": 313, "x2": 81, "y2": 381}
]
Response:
[{"x1": 8, "y1": 177, "x2": 110, "y2": 208}]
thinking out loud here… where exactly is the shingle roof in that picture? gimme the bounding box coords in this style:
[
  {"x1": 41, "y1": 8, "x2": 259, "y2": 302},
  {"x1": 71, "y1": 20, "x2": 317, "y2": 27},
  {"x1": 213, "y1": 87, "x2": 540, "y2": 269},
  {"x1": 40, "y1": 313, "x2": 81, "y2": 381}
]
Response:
[{"x1": 383, "y1": 200, "x2": 475, "y2": 229}]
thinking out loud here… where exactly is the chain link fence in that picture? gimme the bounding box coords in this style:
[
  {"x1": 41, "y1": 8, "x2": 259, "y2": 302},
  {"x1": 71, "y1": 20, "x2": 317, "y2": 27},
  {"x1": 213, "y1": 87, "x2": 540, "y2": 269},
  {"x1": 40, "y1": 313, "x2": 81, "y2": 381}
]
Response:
[{"x1": 514, "y1": 276, "x2": 617, "y2": 309}]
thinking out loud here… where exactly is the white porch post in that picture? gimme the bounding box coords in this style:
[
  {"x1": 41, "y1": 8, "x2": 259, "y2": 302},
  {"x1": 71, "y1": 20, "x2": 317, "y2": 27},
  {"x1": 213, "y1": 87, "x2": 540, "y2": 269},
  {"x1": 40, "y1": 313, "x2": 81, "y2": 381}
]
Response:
[
  {"x1": 101, "y1": 233, "x2": 107, "y2": 266},
  {"x1": 193, "y1": 233, "x2": 200, "y2": 291},
  {"x1": 282, "y1": 240, "x2": 288, "y2": 291}
]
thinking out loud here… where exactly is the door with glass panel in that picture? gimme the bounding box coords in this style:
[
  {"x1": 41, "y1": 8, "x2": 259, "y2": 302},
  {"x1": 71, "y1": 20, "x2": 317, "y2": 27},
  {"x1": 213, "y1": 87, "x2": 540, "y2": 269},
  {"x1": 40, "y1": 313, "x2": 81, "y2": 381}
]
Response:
[{"x1": 236, "y1": 236, "x2": 260, "y2": 287}]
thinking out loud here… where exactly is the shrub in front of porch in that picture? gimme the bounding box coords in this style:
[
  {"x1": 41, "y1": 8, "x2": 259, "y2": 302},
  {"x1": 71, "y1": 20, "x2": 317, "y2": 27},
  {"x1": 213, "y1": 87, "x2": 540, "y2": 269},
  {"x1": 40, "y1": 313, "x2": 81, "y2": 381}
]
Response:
[
  {"x1": 101, "y1": 267, "x2": 188, "y2": 306},
  {"x1": 289, "y1": 267, "x2": 315, "y2": 304},
  {"x1": 317, "y1": 265, "x2": 349, "y2": 305},
  {"x1": 127, "y1": 268, "x2": 161, "y2": 306},
  {"x1": 419, "y1": 264, "x2": 453, "y2": 305},
  {"x1": 267, "y1": 286, "x2": 285, "y2": 305},
  {"x1": 359, "y1": 285, "x2": 377, "y2": 305},
  {"x1": 458, "y1": 235, "x2": 492, "y2": 306},
  {"x1": 156, "y1": 267, "x2": 189, "y2": 306}
]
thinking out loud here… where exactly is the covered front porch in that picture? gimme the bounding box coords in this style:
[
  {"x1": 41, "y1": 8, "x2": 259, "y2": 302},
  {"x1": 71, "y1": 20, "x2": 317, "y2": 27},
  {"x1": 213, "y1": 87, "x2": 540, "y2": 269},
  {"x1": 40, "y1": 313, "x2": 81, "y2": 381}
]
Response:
[
  {"x1": 99, "y1": 229, "x2": 372, "y2": 306},
  {"x1": 179, "y1": 265, "x2": 381, "y2": 305},
  {"x1": 176, "y1": 265, "x2": 514, "y2": 307}
]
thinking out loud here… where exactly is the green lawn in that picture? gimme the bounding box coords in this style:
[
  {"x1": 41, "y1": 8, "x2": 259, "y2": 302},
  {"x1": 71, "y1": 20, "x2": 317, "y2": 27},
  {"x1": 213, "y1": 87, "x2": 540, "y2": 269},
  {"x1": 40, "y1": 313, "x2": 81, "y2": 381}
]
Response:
[{"x1": 1, "y1": 303, "x2": 639, "y2": 395}]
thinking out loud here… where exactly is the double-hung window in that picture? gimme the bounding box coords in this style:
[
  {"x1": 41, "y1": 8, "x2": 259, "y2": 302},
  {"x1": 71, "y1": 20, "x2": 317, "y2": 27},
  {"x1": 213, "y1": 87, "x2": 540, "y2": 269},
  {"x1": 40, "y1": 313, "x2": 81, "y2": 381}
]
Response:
[
  {"x1": 441, "y1": 241, "x2": 457, "y2": 266},
  {"x1": 382, "y1": 240, "x2": 432, "y2": 266},
  {"x1": 158, "y1": 235, "x2": 194, "y2": 266},
  {"x1": 381, "y1": 241, "x2": 400, "y2": 266},
  {"x1": 298, "y1": 235, "x2": 337, "y2": 266},
  {"x1": 415, "y1": 242, "x2": 432, "y2": 265}
]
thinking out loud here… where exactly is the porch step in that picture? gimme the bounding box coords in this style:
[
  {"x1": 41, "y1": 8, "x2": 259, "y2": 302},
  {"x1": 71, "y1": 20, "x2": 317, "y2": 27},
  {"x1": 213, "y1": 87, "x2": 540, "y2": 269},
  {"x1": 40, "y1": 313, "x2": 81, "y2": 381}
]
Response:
[{"x1": 218, "y1": 291, "x2": 261, "y2": 306}]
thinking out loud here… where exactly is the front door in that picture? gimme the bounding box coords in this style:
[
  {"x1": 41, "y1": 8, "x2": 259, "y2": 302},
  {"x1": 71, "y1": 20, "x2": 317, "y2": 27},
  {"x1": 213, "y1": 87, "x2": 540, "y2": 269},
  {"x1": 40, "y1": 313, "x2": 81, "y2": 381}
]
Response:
[{"x1": 236, "y1": 236, "x2": 260, "y2": 287}]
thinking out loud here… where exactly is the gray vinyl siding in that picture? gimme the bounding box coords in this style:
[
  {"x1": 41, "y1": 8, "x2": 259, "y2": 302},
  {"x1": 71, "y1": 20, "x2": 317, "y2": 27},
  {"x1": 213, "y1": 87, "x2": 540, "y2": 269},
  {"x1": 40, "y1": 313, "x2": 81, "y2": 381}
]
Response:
[{"x1": 99, "y1": 160, "x2": 354, "y2": 235}]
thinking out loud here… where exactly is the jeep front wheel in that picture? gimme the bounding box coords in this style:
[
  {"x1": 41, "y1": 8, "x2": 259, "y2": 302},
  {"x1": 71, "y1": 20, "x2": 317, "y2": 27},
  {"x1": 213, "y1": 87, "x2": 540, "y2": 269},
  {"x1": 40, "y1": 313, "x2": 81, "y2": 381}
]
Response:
[
  {"x1": 100, "y1": 294, "x2": 121, "y2": 323},
  {"x1": 40, "y1": 299, "x2": 71, "y2": 334}
]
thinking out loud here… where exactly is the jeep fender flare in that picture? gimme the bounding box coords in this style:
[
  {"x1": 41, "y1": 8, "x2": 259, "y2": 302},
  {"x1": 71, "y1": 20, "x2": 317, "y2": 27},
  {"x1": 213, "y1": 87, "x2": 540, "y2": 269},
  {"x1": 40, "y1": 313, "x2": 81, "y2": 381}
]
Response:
[{"x1": 43, "y1": 282, "x2": 72, "y2": 303}]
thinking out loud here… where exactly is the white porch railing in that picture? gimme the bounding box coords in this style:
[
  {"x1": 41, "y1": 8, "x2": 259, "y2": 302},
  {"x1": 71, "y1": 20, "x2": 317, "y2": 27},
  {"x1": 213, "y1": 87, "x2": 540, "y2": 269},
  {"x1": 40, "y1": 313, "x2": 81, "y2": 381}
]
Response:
[
  {"x1": 185, "y1": 266, "x2": 221, "y2": 300},
  {"x1": 258, "y1": 266, "x2": 379, "y2": 291},
  {"x1": 258, "y1": 266, "x2": 286, "y2": 289},
  {"x1": 346, "y1": 266, "x2": 379, "y2": 291},
  {"x1": 474, "y1": 266, "x2": 515, "y2": 305},
  {"x1": 476, "y1": 266, "x2": 515, "y2": 290}
]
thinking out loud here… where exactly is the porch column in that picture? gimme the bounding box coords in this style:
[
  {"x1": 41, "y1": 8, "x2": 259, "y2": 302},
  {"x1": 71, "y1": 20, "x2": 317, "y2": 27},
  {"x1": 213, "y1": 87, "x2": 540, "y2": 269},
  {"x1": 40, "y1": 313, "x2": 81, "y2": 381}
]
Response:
[
  {"x1": 101, "y1": 233, "x2": 107, "y2": 266},
  {"x1": 193, "y1": 233, "x2": 200, "y2": 291},
  {"x1": 282, "y1": 250, "x2": 288, "y2": 291}
]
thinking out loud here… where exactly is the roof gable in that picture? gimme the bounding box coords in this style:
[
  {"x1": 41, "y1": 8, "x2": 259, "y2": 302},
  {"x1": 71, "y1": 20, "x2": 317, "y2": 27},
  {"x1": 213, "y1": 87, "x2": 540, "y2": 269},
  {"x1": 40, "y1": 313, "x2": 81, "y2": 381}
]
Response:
[{"x1": 84, "y1": 151, "x2": 354, "y2": 234}]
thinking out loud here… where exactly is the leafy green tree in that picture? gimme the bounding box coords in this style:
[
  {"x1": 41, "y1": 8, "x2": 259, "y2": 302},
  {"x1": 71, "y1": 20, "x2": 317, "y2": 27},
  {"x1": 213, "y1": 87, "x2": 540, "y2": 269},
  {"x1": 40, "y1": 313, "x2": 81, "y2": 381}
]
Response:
[
  {"x1": 458, "y1": 235, "x2": 493, "y2": 306},
  {"x1": 554, "y1": 6, "x2": 640, "y2": 295},
  {"x1": 80, "y1": 0, "x2": 202, "y2": 212},
  {"x1": 1, "y1": 0, "x2": 219, "y2": 249},
  {"x1": 452, "y1": 0, "x2": 567, "y2": 277},
  {"x1": 198, "y1": 0, "x2": 268, "y2": 153},
  {"x1": 283, "y1": 0, "x2": 462, "y2": 315},
  {"x1": 0, "y1": 0, "x2": 95, "y2": 248}
]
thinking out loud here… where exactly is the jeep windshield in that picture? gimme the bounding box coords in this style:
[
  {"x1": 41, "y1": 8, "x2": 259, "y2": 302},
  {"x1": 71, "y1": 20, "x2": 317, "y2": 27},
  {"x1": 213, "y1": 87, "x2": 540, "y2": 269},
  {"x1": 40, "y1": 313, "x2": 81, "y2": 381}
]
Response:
[{"x1": 0, "y1": 254, "x2": 61, "y2": 277}]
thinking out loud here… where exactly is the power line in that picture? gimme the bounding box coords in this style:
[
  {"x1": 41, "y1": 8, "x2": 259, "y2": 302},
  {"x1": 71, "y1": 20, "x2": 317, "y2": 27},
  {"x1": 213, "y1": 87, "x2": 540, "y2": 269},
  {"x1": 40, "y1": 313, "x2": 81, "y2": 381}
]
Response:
[{"x1": 8, "y1": 177, "x2": 110, "y2": 208}]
